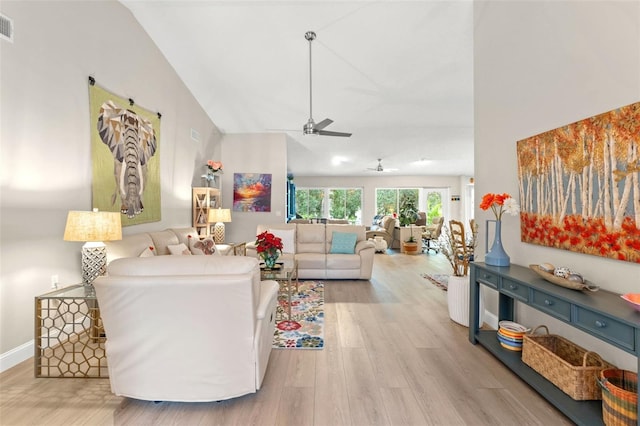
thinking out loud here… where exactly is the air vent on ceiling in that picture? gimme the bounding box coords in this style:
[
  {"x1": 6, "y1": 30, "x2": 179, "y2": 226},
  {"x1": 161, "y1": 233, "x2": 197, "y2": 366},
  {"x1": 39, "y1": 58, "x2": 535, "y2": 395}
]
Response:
[{"x1": 0, "y1": 14, "x2": 13, "y2": 43}]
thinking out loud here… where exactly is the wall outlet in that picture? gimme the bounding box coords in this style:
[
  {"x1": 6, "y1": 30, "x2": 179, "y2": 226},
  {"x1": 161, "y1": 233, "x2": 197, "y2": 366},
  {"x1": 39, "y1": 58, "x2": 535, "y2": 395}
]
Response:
[{"x1": 51, "y1": 274, "x2": 58, "y2": 289}]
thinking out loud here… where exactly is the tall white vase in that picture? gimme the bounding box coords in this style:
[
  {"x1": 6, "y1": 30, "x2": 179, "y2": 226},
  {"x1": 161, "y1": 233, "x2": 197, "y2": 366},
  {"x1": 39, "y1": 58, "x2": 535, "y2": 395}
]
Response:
[{"x1": 447, "y1": 275, "x2": 483, "y2": 327}]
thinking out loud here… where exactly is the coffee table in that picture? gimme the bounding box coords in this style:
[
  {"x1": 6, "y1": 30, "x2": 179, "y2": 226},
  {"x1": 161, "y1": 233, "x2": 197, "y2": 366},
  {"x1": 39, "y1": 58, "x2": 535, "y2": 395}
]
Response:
[{"x1": 260, "y1": 258, "x2": 299, "y2": 330}]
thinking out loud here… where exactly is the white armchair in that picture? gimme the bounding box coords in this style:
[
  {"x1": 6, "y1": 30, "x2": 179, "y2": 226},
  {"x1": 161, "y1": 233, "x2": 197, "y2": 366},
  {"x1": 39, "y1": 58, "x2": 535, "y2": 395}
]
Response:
[{"x1": 93, "y1": 255, "x2": 279, "y2": 402}]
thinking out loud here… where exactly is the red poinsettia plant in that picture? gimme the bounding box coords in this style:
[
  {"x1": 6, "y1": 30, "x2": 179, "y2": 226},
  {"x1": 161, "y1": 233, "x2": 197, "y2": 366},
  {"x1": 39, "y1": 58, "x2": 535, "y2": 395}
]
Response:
[
  {"x1": 480, "y1": 192, "x2": 520, "y2": 220},
  {"x1": 255, "y1": 231, "x2": 283, "y2": 255}
]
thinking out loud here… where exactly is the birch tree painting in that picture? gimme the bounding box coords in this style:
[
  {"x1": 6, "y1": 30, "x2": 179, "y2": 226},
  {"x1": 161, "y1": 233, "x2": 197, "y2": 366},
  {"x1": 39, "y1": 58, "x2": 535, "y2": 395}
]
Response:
[{"x1": 517, "y1": 102, "x2": 640, "y2": 263}]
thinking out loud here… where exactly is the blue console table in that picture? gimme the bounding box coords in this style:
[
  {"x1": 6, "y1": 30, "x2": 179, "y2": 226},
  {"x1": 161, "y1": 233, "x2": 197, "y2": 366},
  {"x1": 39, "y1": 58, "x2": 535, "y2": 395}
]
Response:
[{"x1": 469, "y1": 262, "x2": 640, "y2": 426}]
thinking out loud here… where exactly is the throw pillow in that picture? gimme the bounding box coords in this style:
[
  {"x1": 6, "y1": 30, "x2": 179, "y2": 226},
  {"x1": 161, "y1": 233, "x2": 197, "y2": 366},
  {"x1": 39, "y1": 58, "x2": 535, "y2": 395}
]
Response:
[
  {"x1": 139, "y1": 246, "x2": 155, "y2": 257},
  {"x1": 330, "y1": 231, "x2": 358, "y2": 254},
  {"x1": 168, "y1": 243, "x2": 191, "y2": 255},
  {"x1": 189, "y1": 236, "x2": 220, "y2": 256},
  {"x1": 268, "y1": 228, "x2": 295, "y2": 254}
]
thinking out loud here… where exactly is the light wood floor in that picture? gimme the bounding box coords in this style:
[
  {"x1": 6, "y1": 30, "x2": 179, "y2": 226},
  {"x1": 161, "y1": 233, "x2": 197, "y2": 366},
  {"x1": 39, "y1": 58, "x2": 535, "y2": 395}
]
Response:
[{"x1": 0, "y1": 250, "x2": 572, "y2": 426}]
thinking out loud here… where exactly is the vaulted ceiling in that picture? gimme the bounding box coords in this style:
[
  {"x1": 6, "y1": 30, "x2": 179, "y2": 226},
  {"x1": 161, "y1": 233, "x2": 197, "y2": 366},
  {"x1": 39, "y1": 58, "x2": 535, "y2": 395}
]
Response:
[{"x1": 120, "y1": 1, "x2": 474, "y2": 177}]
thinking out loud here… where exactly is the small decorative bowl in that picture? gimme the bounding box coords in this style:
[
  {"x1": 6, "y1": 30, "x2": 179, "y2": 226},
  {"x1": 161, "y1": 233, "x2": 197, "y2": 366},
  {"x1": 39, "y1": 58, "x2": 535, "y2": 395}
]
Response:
[
  {"x1": 621, "y1": 294, "x2": 640, "y2": 312},
  {"x1": 497, "y1": 321, "x2": 529, "y2": 351},
  {"x1": 498, "y1": 320, "x2": 529, "y2": 334}
]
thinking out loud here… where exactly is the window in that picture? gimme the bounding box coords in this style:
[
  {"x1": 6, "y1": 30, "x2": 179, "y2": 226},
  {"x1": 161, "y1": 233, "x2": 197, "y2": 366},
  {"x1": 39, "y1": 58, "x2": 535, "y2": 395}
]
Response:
[
  {"x1": 329, "y1": 188, "x2": 362, "y2": 223},
  {"x1": 375, "y1": 188, "x2": 420, "y2": 215},
  {"x1": 295, "y1": 188, "x2": 324, "y2": 218},
  {"x1": 423, "y1": 188, "x2": 450, "y2": 225},
  {"x1": 296, "y1": 187, "x2": 363, "y2": 224},
  {"x1": 375, "y1": 187, "x2": 449, "y2": 225},
  {"x1": 425, "y1": 190, "x2": 443, "y2": 224}
]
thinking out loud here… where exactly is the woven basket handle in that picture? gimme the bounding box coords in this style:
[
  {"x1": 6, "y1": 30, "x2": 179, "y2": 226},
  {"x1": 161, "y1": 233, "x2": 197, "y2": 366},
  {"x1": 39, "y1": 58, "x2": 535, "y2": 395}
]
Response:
[
  {"x1": 582, "y1": 351, "x2": 604, "y2": 367},
  {"x1": 529, "y1": 325, "x2": 549, "y2": 335}
]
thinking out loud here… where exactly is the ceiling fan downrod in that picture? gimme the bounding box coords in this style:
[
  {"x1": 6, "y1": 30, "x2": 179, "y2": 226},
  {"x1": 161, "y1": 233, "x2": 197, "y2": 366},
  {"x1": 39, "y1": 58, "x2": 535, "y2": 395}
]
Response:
[{"x1": 304, "y1": 31, "x2": 317, "y2": 135}]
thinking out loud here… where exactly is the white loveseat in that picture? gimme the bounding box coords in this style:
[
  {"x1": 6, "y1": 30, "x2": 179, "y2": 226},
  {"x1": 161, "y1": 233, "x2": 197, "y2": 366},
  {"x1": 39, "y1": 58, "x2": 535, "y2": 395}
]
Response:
[
  {"x1": 246, "y1": 223, "x2": 375, "y2": 280},
  {"x1": 93, "y1": 255, "x2": 279, "y2": 402}
]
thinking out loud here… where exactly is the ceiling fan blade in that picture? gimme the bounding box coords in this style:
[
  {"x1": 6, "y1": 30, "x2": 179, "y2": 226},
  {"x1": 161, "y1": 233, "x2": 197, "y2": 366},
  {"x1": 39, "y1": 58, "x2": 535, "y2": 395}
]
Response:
[
  {"x1": 367, "y1": 158, "x2": 397, "y2": 171},
  {"x1": 315, "y1": 118, "x2": 333, "y2": 130},
  {"x1": 317, "y1": 129, "x2": 352, "y2": 137},
  {"x1": 266, "y1": 128, "x2": 301, "y2": 132}
]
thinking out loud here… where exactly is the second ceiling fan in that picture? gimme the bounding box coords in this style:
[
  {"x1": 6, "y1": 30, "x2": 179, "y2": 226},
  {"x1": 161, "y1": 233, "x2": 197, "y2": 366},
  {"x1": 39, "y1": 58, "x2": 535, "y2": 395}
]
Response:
[
  {"x1": 367, "y1": 159, "x2": 398, "y2": 173},
  {"x1": 302, "y1": 31, "x2": 352, "y2": 137}
]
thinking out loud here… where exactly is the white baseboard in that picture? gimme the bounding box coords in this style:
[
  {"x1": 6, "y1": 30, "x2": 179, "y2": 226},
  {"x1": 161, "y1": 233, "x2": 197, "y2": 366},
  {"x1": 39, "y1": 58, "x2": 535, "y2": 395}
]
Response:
[
  {"x1": 2, "y1": 309, "x2": 93, "y2": 374},
  {"x1": 483, "y1": 310, "x2": 498, "y2": 330},
  {"x1": 0, "y1": 340, "x2": 33, "y2": 373}
]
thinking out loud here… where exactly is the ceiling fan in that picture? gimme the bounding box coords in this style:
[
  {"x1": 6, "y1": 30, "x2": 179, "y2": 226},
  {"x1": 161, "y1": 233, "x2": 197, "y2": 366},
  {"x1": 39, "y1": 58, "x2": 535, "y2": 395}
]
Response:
[
  {"x1": 367, "y1": 159, "x2": 398, "y2": 173},
  {"x1": 302, "y1": 31, "x2": 351, "y2": 137}
]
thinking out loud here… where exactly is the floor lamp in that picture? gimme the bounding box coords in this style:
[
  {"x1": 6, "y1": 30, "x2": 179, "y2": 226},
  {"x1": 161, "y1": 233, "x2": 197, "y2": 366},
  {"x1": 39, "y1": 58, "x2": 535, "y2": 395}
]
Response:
[
  {"x1": 64, "y1": 209, "x2": 122, "y2": 286},
  {"x1": 208, "y1": 208, "x2": 232, "y2": 243}
]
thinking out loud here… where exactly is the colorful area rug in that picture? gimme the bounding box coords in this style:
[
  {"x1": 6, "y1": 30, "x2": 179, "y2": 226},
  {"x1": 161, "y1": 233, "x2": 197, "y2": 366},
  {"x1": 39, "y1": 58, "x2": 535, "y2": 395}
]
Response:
[
  {"x1": 273, "y1": 280, "x2": 324, "y2": 349},
  {"x1": 422, "y1": 273, "x2": 449, "y2": 291}
]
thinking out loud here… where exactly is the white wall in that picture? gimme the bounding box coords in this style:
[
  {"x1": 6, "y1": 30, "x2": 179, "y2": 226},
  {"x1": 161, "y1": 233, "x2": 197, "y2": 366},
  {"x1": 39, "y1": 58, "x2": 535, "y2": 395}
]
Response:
[
  {"x1": 221, "y1": 133, "x2": 288, "y2": 244},
  {"x1": 0, "y1": 1, "x2": 220, "y2": 366},
  {"x1": 474, "y1": 1, "x2": 640, "y2": 371},
  {"x1": 292, "y1": 175, "x2": 465, "y2": 224}
]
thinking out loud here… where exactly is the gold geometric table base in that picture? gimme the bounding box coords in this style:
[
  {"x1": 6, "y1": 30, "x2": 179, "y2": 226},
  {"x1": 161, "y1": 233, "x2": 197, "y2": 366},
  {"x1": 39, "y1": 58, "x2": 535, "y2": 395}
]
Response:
[{"x1": 35, "y1": 286, "x2": 108, "y2": 378}]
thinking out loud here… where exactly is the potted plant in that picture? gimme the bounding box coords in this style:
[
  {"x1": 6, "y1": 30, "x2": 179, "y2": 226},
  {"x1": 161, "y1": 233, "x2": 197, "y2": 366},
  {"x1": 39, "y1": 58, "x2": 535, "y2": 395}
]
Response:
[
  {"x1": 402, "y1": 226, "x2": 421, "y2": 255},
  {"x1": 255, "y1": 231, "x2": 283, "y2": 269},
  {"x1": 398, "y1": 193, "x2": 419, "y2": 226},
  {"x1": 440, "y1": 220, "x2": 482, "y2": 326},
  {"x1": 398, "y1": 193, "x2": 421, "y2": 254}
]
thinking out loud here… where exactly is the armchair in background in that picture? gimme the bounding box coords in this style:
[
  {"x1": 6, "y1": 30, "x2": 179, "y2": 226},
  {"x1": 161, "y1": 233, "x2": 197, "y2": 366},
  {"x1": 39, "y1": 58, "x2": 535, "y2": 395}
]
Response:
[
  {"x1": 414, "y1": 212, "x2": 427, "y2": 227},
  {"x1": 422, "y1": 216, "x2": 444, "y2": 253},
  {"x1": 366, "y1": 215, "x2": 396, "y2": 247}
]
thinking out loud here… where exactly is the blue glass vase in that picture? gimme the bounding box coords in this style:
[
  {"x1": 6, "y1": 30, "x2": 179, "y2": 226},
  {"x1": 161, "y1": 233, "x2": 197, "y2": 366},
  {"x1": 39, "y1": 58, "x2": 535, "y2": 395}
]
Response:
[{"x1": 485, "y1": 219, "x2": 510, "y2": 266}]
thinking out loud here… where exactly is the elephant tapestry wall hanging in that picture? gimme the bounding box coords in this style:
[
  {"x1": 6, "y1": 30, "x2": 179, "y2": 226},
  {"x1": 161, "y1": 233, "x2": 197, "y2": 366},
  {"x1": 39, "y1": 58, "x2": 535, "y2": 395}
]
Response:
[{"x1": 89, "y1": 78, "x2": 161, "y2": 226}]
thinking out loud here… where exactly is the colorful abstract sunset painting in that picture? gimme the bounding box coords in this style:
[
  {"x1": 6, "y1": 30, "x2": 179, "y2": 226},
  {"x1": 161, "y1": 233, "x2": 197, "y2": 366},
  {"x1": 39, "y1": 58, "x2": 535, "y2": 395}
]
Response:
[{"x1": 233, "y1": 173, "x2": 272, "y2": 212}]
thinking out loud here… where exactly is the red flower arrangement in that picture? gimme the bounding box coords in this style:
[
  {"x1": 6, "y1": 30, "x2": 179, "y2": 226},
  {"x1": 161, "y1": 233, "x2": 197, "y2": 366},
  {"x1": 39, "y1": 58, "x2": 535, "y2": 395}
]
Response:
[
  {"x1": 255, "y1": 231, "x2": 283, "y2": 255},
  {"x1": 480, "y1": 192, "x2": 520, "y2": 221}
]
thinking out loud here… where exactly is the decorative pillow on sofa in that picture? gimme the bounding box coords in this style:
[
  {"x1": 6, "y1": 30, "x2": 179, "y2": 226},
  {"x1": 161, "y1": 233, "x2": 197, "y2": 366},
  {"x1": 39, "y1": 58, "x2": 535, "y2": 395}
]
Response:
[
  {"x1": 168, "y1": 243, "x2": 192, "y2": 255},
  {"x1": 330, "y1": 231, "x2": 358, "y2": 254},
  {"x1": 268, "y1": 228, "x2": 295, "y2": 254},
  {"x1": 188, "y1": 236, "x2": 220, "y2": 256},
  {"x1": 139, "y1": 246, "x2": 155, "y2": 257}
]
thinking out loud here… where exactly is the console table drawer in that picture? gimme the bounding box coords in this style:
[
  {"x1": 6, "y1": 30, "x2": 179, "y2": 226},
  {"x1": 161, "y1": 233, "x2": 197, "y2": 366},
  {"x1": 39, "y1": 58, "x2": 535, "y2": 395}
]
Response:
[
  {"x1": 531, "y1": 290, "x2": 571, "y2": 321},
  {"x1": 574, "y1": 307, "x2": 635, "y2": 352},
  {"x1": 476, "y1": 269, "x2": 499, "y2": 289},
  {"x1": 500, "y1": 278, "x2": 529, "y2": 301}
]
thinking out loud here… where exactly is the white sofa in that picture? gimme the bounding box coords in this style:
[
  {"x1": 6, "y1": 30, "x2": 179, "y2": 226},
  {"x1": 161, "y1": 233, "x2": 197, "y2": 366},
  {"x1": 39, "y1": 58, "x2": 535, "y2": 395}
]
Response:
[
  {"x1": 93, "y1": 255, "x2": 279, "y2": 402},
  {"x1": 104, "y1": 227, "x2": 234, "y2": 263},
  {"x1": 246, "y1": 223, "x2": 375, "y2": 280}
]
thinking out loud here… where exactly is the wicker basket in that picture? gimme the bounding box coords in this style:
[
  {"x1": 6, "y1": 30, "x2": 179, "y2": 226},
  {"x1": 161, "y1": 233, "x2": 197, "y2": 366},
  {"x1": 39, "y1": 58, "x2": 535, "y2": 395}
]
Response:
[
  {"x1": 522, "y1": 325, "x2": 614, "y2": 400},
  {"x1": 599, "y1": 369, "x2": 638, "y2": 426}
]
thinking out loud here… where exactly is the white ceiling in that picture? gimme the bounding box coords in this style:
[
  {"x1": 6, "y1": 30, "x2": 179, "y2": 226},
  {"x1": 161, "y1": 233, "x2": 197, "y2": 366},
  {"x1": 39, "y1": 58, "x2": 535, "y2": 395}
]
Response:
[{"x1": 120, "y1": 0, "x2": 474, "y2": 177}]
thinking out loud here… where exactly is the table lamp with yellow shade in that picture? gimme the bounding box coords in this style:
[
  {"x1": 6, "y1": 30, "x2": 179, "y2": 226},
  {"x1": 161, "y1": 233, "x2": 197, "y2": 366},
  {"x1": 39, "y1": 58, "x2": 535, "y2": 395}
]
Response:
[
  {"x1": 208, "y1": 208, "x2": 231, "y2": 243},
  {"x1": 64, "y1": 208, "x2": 122, "y2": 286}
]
